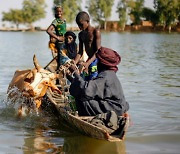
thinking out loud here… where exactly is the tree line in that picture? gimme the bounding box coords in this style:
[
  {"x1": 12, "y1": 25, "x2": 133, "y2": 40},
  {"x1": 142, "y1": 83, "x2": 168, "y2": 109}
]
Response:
[
  {"x1": 2, "y1": 0, "x2": 180, "y2": 31},
  {"x1": 2, "y1": 0, "x2": 46, "y2": 29}
]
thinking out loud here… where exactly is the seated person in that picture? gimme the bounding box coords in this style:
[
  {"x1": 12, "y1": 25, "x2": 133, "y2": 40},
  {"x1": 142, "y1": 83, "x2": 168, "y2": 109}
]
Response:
[
  {"x1": 58, "y1": 31, "x2": 77, "y2": 66},
  {"x1": 67, "y1": 47, "x2": 129, "y2": 116},
  {"x1": 46, "y1": 31, "x2": 78, "y2": 72},
  {"x1": 57, "y1": 31, "x2": 78, "y2": 86}
]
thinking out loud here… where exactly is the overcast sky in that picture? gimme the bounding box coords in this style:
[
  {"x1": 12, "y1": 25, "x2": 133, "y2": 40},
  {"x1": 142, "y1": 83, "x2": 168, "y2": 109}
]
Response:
[{"x1": 0, "y1": 0, "x2": 154, "y2": 28}]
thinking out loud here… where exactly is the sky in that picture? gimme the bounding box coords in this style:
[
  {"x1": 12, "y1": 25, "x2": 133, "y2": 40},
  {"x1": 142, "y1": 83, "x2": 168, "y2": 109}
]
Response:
[{"x1": 0, "y1": 0, "x2": 154, "y2": 29}]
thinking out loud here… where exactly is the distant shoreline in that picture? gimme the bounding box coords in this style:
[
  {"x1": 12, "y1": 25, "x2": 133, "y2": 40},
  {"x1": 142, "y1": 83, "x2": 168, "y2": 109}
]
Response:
[
  {"x1": 0, "y1": 26, "x2": 80, "y2": 32},
  {"x1": 0, "y1": 25, "x2": 180, "y2": 33}
]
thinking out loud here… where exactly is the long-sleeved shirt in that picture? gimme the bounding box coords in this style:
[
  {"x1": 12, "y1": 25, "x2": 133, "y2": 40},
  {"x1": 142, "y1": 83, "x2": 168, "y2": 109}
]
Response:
[{"x1": 69, "y1": 70, "x2": 129, "y2": 116}]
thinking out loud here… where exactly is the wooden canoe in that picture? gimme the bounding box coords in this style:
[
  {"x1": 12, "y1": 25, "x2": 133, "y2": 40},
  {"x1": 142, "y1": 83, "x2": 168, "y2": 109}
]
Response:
[
  {"x1": 43, "y1": 88, "x2": 129, "y2": 142},
  {"x1": 43, "y1": 58, "x2": 129, "y2": 141}
]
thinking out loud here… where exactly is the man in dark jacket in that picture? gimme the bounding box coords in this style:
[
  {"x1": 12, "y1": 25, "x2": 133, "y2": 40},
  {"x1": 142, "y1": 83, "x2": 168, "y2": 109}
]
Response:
[{"x1": 68, "y1": 47, "x2": 129, "y2": 116}]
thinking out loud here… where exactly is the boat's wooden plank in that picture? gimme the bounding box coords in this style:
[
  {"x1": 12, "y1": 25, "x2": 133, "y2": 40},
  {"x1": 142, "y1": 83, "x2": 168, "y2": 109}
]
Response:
[{"x1": 44, "y1": 89, "x2": 128, "y2": 142}]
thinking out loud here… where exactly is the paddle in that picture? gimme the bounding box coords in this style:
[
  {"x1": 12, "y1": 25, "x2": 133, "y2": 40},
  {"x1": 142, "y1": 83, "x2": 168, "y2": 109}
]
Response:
[{"x1": 44, "y1": 56, "x2": 57, "y2": 69}]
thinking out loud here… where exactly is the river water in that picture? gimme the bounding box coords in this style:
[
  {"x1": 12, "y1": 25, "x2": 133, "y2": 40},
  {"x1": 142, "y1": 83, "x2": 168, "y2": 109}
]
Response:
[{"x1": 0, "y1": 31, "x2": 180, "y2": 154}]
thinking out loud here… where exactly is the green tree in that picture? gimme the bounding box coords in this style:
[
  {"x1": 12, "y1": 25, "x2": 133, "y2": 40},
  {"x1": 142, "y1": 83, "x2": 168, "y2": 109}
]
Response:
[
  {"x1": 154, "y1": 0, "x2": 180, "y2": 31},
  {"x1": 142, "y1": 7, "x2": 158, "y2": 25},
  {"x1": 62, "y1": 0, "x2": 81, "y2": 23},
  {"x1": 128, "y1": 0, "x2": 144, "y2": 25},
  {"x1": 52, "y1": 0, "x2": 81, "y2": 24},
  {"x1": 117, "y1": 0, "x2": 129, "y2": 31},
  {"x1": 2, "y1": 9, "x2": 24, "y2": 28},
  {"x1": 53, "y1": 0, "x2": 62, "y2": 5},
  {"x1": 177, "y1": 1, "x2": 180, "y2": 22},
  {"x1": 2, "y1": 0, "x2": 46, "y2": 29},
  {"x1": 87, "y1": 0, "x2": 114, "y2": 30},
  {"x1": 22, "y1": 0, "x2": 46, "y2": 29}
]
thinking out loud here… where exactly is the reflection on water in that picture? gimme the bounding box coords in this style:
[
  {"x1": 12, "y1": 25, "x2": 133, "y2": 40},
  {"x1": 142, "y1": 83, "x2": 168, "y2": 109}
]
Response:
[
  {"x1": 63, "y1": 136, "x2": 126, "y2": 154},
  {"x1": 0, "y1": 106, "x2": 126, "y2": 154},
  {"x1": 23, "y1": 128, "x2": 64, "y2": 153},
  {"x1": 24, "y1": 132, "x2": 126, "y2": 154},
  {"x1": 0, "y1": 31, "x2": 180, "y2": 153}
]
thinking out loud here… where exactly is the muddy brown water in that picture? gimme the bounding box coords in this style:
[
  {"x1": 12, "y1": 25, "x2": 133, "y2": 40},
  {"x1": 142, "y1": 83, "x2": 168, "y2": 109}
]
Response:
[{"x1": 0, "y1": 31, "x2": 180, "y2": 153}]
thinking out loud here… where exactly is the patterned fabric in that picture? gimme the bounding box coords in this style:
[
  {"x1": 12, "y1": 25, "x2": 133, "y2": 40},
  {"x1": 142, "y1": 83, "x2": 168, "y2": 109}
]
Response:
[
  {"x1": 52, "y1": 18, "x2": 66, "y2": 36},
  {"x1": 84, "y1": 58, "x2": 98, "y2": 81},
  {"x1": 59, "y1": 46, "x2": 71, "y2": 65}
]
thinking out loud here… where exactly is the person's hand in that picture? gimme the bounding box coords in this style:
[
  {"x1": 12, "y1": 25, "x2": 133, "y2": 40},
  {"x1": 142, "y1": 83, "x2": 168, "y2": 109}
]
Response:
[
  {"x1": 57, "y1": 36, "x2": 64, "y2": 42},
  {"x1": 66, "y1": 73, "x2": 74, "y2": 83},
  {"x1": 50, "y1": 37, "x2": 57, "y2": 43},
  {"x1": 78, "y1": 60, "x2": 84, "y2": 66},
  {"x1": 78, "y1": 63, "x2": 84, "y2": 74},
  {"x1": 82, "y1": 62, "x2": 89, "y2": 74},
  {"x1": 69, "y1": 64, "x2": 79, "y2": 74}
]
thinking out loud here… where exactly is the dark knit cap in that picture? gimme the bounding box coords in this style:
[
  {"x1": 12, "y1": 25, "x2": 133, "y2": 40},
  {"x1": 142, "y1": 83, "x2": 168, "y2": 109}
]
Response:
[{"x1": 96, "y1": 47, "x2": 121, "y2": 72}]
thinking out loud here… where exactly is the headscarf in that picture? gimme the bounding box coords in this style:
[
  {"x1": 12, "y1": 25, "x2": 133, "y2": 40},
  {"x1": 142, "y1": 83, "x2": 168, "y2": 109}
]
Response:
[
  {"x1": 64, "y1": 31, "x2": 77, "y2": 59},
  {"x1": 96, "y1": 47, "x2": 121, "y2": 72},
  {"x1": 64, "y1": 31, "x2": 76, "y2": 40}
]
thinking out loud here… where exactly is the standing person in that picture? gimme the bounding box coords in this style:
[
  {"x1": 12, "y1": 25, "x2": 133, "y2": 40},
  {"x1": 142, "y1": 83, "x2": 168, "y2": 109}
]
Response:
[
  {"x1": 74, "y1": 11, "x2": 101, "y2": 80},
  {"x1": 67, "y1": 47, "x2": 129, "y2": 116},
  {"x1": 46, "y1": 5, "x2": 66, "y2": 68}
]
